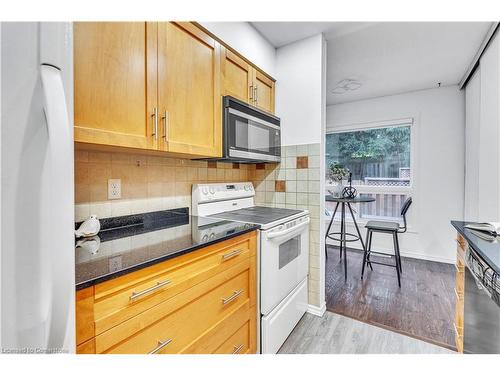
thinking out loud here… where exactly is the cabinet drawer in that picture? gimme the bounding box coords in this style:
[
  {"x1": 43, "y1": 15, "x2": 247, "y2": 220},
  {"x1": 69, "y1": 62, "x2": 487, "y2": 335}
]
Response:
[
  {"x1": 214, "y1": 320, "x2": 250, "y2": 354},
  {"x1": 455, "y1": 334, "x2": 464, "y2": 353},
  {"x1": 98, "y1": 264, "x2": 251, "y2": 353},
  {"x1": 456, "y1": 250, "x2": 465, "y2": 270},
  {"x1": 93, "y1": 233, "x2": 254, "y2": 334},
  {"x1": 455, "y1": 275, "x2": 465, "y2": 298},
  {"x1": 456, "y1": 234, "x2": 467, "y2": 254},
  {"x1": 454, "y1": 306, "x2": 464, "y2": 334}
]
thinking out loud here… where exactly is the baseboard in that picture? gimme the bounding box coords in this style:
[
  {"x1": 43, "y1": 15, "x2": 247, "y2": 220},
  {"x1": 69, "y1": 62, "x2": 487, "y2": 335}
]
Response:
[
  {"x1": 307, "y1": 301, "x2": 326, "y2": 317},
  {"x1": 398, "y1": 250, "x2": 455, "y2": 264},
  {"x1": 327, "y1": 243, "x2": 455, "y2": 264}
]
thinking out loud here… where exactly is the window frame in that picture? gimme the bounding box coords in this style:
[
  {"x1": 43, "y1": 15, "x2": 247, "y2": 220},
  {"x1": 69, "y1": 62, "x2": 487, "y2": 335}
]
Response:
[{"x1": 325, "y1": 117, "x2": 417, "y2": 227}]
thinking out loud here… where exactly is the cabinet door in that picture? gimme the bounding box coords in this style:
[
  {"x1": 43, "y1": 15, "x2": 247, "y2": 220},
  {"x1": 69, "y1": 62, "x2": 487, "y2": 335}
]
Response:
[
  {"x1": 253, "y1": 69, "x2": 275, "y2": 114},
  {"x1": 74, "y1": 22, "x2": 158, "y2": 150},
  {"x1": 158, "y1": 22, "x2": 222, "y2": 157},
  {"x1": 221, "y1": 47, "x2": 253, "y2": 104}
]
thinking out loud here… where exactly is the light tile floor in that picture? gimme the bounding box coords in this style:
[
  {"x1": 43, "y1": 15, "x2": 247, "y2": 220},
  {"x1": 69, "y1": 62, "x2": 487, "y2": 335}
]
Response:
[{"x1": 278, "y1": 312, "x2": 455, "y2": 354}]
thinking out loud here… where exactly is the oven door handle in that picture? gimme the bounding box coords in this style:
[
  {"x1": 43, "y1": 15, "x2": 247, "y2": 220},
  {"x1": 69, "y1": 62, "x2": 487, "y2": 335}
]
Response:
[{"x1": 266, "y1": 218, "x2": 310, "y2": 240}]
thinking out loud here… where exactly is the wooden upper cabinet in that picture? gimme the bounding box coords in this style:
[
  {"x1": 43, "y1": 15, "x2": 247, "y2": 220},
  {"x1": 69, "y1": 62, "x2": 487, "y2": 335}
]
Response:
[
  {"x1": 253, "y1": 69, "x2": 275, "y2": 114},
  {"x1": 221, "y1": 47, "x2": 253, "y2": 103},
  {"x1": 157, "y1": 22, "x2": 222, "y2": 157},
  {"x1": 74, "y1": 22, "x2": 158, "y2": 150},
  {"x1": 74, "y1": 22, "x2": 274, "y2": 156},
  {"x1": 220, "y1": 44, "x2": 275, "y2": 114}
]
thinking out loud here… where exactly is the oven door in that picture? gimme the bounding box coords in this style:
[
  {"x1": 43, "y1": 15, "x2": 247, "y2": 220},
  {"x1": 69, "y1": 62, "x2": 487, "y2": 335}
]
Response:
[
  {"x1": 260, "y1": 216, "x2": 309, "y2": 315},
  {"x1": 225, "y1": 98, "x2": 281, "y2": 162}
]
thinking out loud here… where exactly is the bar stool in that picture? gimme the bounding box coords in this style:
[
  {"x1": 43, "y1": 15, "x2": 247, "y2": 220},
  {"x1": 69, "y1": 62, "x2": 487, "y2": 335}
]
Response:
[{"x1": 361, "y1": 197, "x2": 412, "y2": 287}]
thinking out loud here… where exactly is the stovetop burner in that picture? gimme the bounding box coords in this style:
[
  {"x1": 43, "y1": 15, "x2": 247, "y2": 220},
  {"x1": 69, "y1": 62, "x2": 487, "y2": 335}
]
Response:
[{"x1": 209, "y1": 206, "x2": 304, "y2": 225}]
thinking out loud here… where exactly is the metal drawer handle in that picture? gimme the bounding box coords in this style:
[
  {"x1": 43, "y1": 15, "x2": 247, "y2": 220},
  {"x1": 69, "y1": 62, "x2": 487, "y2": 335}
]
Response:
[
  {"x1": 151, "y1": 107, "x2": 158, "y2": 140},
  {"x1": 148, "y1": 338, "x2": 173, "y2": 354},
  {"x1": 232, "y1": 344, "x2": 244, "y2": 354},
  {"x1": 161, "y1": 110, "x2": 168, "y2": 140},
  {"x1": 222, "y1": 249, "x2": 243, "y2": 261},
  {"x1": 222, "y1": 289, "x2": 244, "y2": 305},
  {"x1": 130, "y1": 279, "x2": 171, "y2": 301}
]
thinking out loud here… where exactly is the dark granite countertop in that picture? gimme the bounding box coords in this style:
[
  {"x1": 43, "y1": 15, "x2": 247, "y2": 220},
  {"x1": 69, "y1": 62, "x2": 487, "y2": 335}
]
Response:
[
  {"x1": 451, "y1": 221, "x2": 500, "y2": 274},
  {"x1": 75, "y1": 208, "x2": 259, "y2": 290}
]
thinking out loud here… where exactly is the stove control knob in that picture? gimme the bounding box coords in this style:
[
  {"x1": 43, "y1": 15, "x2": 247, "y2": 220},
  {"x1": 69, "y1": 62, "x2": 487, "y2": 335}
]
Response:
[
  {"x1": 244, "y1": 185, "x2": 249, "y2": 191},
  {"x1": 201, "y1": 187, "x2": 208, "y2": 195},
  {"x1": 209, "y1": 187, "x2": 215, "y2": 194}
]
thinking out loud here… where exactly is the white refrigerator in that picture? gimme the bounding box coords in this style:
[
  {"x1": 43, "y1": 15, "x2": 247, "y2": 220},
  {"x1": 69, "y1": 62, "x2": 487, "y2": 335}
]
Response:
[{"x1": 1, "y1": 22, "x2": 75, "y2": 353}]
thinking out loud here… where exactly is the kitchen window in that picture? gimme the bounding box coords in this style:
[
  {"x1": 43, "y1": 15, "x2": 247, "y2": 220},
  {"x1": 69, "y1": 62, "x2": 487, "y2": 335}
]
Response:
[{"x1": 325, "y1": 119, "x2": 413, "y2": 222}]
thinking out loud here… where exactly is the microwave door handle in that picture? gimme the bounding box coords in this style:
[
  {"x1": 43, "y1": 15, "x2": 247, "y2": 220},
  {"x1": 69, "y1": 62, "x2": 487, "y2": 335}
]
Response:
[{"x1": 266, "y1": 218, "x2": 310, "y2": 240}]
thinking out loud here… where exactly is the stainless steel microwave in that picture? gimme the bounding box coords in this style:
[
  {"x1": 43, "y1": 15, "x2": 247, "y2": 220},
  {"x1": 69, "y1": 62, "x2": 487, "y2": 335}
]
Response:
[{"x1": 216, "y1": 96, "x2": 281, "y2": 163}]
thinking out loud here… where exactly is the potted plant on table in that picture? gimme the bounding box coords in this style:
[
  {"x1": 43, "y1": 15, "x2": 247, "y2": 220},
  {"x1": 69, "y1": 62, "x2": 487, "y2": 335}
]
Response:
[{"x1": 327, "y1": 162, "x2": 349, "y2": 197}]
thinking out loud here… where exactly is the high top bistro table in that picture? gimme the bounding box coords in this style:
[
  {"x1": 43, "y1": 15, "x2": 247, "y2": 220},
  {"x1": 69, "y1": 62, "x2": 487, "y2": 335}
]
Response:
[{"x1": 325, "y1": 195, "x2": 376, "y2": 281}]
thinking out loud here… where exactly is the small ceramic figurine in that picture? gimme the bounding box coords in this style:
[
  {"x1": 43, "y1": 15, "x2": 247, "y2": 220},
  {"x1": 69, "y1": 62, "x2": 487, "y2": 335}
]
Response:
[{"x1": 75, "y1": 215, "x2": 101, "y2": 238}]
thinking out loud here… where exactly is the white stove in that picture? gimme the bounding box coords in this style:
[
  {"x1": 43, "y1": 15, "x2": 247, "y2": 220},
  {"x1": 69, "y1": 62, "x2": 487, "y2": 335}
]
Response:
[{"x1": 192, "y1": 182, "x2": 309, "y2": 353}]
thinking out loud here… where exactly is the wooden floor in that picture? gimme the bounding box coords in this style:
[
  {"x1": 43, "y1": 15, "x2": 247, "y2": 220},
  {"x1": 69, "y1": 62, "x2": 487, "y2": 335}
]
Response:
[
  {"x1": 325, "y1": 245, "x2": 456, "y2": 349},
  {"x1": 278, "y1": 312, "x2": 454, "y2": 354}
]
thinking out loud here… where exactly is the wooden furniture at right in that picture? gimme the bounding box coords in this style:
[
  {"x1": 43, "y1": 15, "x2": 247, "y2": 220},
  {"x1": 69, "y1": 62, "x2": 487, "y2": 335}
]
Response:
[{"x1": 454, "y1": 233, "x2": 466, "y2": 353}]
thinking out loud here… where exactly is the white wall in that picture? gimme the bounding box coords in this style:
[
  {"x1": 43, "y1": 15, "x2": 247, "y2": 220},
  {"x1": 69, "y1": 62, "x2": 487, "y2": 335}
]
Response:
[
  {"x1": 275, "y1": 34, "x2": 327, "y2": 313},
  {"x1": 471, "y1": 31, "x2": 500, "y2": 222},
  {"x1": 275, "y1": 34, "x2": 324, "y2": 146},
  {"x1": 326, "y1": 86, "x2": 465, "y2": 263},
  {"x1": 465, "y1": 69, "x2": 481, "y2": 221},
  {"x1": 200, "y1": 22, "x2": 276, "y2": 76}
]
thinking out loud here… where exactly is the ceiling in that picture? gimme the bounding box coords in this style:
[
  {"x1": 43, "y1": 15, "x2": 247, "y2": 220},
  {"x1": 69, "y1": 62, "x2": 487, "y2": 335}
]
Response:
[
  {"x1": 252, "y1": 22, "x2": 374, "y2": 48},
  {"x1": 251, "y1": 22, "x2": 493, "y2": 105}
]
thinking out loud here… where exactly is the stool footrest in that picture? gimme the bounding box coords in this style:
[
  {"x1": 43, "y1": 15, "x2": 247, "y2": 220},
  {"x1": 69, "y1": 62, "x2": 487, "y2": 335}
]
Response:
[
  {"x1": 366, "y1": 250, "x2": 394, "y2": 258},
  {"x1": 366, "y1": 260, "x2": 397, "y2": 268},
  {"x1": 326, "y1": 232, "x2": 360, "y2": 243}
]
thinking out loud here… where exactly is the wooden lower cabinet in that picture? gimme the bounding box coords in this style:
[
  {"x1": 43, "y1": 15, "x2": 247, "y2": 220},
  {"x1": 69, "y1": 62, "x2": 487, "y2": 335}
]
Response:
[
  {"x1": 76, "y1": 231, "x2": 257, "y2": 354},
  {"x1": 213, "y1": 319, "x2": 252, "y2": 354},
  {"x1": 454, "y1": 233, "x2": 466, "y2": 353}
]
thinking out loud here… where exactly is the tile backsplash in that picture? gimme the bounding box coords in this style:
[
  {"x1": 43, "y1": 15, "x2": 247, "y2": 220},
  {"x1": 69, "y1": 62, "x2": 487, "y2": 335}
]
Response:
[
  {"x1": 75, "y1": 142, "x2": 322, "y2": 308},
  {"x1": 74, "y1": 150, "x2": 253, "y2": 222}
]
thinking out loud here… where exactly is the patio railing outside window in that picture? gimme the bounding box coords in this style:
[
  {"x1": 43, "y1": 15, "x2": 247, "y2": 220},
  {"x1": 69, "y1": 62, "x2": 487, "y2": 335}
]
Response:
[{"x1": 325, "y1": 120, "x2": 413, "y2": 222}]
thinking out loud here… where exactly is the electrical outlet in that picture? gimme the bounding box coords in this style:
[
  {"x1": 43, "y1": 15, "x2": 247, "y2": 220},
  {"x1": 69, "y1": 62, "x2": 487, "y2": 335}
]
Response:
[{"x1": 108, "y1": 179, "x2": 122, "y2": 199}]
